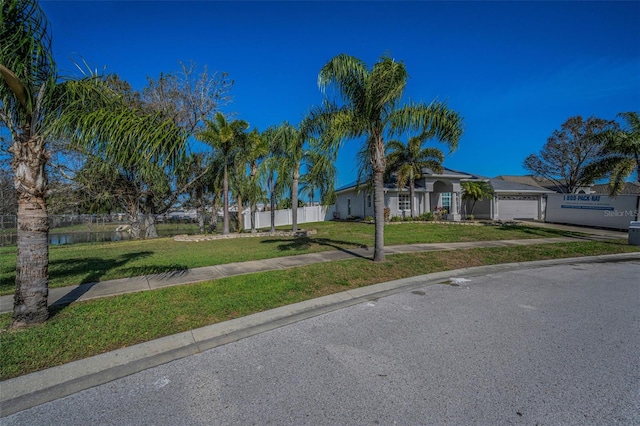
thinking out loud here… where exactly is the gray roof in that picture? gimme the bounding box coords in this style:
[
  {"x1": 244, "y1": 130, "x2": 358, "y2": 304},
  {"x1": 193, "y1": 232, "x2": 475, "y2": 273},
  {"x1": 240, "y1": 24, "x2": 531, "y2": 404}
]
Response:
[
  {"x1": 489, "y1": 178, "x2": 556, "y2": 193},
  {"x1": 591, "y1": 182, "x2": 640, "y2": 195}
]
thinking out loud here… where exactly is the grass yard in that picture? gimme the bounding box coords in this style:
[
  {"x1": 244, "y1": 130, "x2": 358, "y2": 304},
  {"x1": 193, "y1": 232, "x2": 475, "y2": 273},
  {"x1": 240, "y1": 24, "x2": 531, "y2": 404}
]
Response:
[
  {"x1": 1, "y1": 239, "x2": 637, "y2": 380},
  {"x1": 0, "y1": 221, "x2": 580, "y2": 295}
]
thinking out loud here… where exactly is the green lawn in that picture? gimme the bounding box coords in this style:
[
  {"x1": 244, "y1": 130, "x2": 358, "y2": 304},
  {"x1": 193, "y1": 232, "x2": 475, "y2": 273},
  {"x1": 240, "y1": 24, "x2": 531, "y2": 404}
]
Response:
[
  {"x1": 1, "y1": 239, "x2": 637, "y2": 380},
  {"x1": 0, "y1": 221, "x2": 580, "y2": 295}
]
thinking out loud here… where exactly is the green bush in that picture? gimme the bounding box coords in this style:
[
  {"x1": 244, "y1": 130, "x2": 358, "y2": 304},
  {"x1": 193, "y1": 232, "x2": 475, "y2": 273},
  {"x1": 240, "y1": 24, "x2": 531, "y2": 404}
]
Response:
[
  {"x1": 420, "y1": 211, "x2": 435, "y2": 221},
  {"x1": 390, "y1": 215, "x2": 403, "y2": 222},
  {"x1": 364, "y1": 216, "x2": 374, "y2": 222}
]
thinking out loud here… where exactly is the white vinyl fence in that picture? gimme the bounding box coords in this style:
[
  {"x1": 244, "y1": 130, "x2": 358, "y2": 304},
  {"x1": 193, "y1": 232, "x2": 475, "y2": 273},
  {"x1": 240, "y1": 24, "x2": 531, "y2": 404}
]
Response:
[
  {"x1": 242, "y1": 205, "x2": 335, "y2": 231},
  {"x1": 545, "y1": 194, "x2": 640, "y2": 230}
]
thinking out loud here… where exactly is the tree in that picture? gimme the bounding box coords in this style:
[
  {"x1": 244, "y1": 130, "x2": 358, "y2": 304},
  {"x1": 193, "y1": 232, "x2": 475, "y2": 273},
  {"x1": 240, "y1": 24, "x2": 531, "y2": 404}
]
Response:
[
  {"x1": 1, "y1": 0, "x2": 186, "y2": 326},
  {"x1": 243, "y1": 129, "x2": 269, "y2": 233},
  {"x1": 197, "y1": 112, "x2": 248, "y2": 235},
  {"x1": 385, "y1": 136, "x2": 445, "y2": 218},
  {"x1": 461, "y1": 181, "x2": 494, "y2": 217},
  {"x1": 310, "y1": 54, "x2": 463, "y2": 261},
  {"x1": 273, "y1": 122, "x2": 307, "y2": 232},
  {"x1": 77, "y1": 70, "x2": 231, "y2": 239},
  {"x1": 582, "y1": 112, "x2": 639, "y2": 196},
  {"x1": 300, "y1": 147, "x2": 337, "y2": 206},
  {"x1": 0, "y1": 167, "x2": 16, "y2": 216},
  {"x1": 178, "y1": 152, "x2": 217, "y2": 233},
  {"x1": 523, "y1": 116, "x2": 617, "y2": 194}
]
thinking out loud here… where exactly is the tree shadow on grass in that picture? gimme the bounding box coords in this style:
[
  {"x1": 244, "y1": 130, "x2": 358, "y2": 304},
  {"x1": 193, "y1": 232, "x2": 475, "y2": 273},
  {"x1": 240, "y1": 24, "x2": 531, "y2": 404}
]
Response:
[
  {"x1": 46, "y1": 251, "x2": 189, "y2": 317},
  {"x1": 261, "y1": 237, "x2": 371, "y2": 259},
  {"x1": 495, "y1": 224, "x2": 583, "y2": 238}
]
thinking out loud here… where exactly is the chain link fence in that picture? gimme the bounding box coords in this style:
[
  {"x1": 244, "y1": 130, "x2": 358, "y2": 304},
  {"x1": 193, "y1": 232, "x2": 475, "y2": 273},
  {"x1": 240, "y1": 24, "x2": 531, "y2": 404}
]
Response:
[{"x1": 0, "y1": 214, "x2": 206, "y2": 247}]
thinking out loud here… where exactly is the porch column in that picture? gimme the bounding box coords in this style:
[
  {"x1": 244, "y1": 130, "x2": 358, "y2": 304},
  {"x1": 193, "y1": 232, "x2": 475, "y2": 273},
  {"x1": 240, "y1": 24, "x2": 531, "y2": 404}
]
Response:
[{"x1": 447, "y1": 191, "x2": 461, "y2": 222}]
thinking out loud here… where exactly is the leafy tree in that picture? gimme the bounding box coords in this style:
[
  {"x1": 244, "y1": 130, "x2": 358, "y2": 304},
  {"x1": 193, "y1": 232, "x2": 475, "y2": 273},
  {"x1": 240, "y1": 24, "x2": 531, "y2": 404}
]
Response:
[
  {"x1": 0, "y1": 0, "x2": 185, "y2": 326},
  {"x1": 310, "y1": 54, "x2": 463, "y2": 261},
  {"x1": 197, "y1": 112, "x2": 248, "y2": 235},
  {"x1": 582, "y1": 112, "x2": 639, "y2": 196},
  {"x1": 523, "y1": 116, "x2": 617, "y2": 193},
  {"x1": 385, "y1": 135, "x2": 445, "y2": 218},
  {"x1": 178, "y1": 152, "x2": 217, "y2": 233},
  {"x1": 461, "y1": 181, "x2": 494, "y2": 217}
]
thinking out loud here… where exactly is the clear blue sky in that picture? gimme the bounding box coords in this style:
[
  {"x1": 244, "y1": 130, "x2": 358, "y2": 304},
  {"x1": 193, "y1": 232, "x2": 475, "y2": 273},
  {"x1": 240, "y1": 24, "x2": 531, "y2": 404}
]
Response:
[{"x1": 41, "y1": 0, "x2": 640, "y2": 188}]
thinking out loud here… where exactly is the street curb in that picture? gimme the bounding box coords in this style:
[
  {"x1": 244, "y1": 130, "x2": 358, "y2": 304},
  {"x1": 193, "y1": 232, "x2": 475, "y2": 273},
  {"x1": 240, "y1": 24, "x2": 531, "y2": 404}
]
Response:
[{"x1": 1, "y1": 252, "x2": 639, "y2": 417}]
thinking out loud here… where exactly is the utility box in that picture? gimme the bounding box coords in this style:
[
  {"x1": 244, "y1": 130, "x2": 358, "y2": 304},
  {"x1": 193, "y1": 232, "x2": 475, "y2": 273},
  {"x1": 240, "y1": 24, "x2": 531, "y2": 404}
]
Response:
[{"x1": 629, "y1": 221, "x2": 640, "y2": 246}]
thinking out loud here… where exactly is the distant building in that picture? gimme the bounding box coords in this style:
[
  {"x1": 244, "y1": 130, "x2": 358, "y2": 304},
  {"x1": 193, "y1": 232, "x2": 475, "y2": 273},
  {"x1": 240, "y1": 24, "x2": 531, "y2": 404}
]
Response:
[{"x1": 334, "y1": 168, "x2": 553, "y2": 222}]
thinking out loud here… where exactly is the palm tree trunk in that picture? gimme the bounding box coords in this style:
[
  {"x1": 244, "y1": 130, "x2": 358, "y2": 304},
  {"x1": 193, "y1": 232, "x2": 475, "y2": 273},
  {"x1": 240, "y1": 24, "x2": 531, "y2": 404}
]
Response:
[
  {"x1": 236, "y1": 194, "x2": 243, "y2": 232},
  {"x1": 11, "y1": 133, "x2": 50, "y2": 327},
  {"x1": 373, "y1": 169, "x2": 386, "y2": 262},
  {"x1": 292, "y1": 165, "x2": 300, "y2": 232},
  {"x1": 269, "y1": 173, "x2": 275, "y2": 233},
  {"x1": 409, "y1": 177, "x2": 416, "y2": 219},
  {"x1": 223, "y1": 165, "x2": 229, "y2": 235}
]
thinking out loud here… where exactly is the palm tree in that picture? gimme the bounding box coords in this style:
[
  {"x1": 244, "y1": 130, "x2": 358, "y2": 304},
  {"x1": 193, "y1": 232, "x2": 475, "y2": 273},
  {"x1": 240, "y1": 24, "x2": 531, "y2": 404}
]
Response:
[
  {"x1": 244, "y1": 129, "x2": 270, "y2": 232},
  {"x1": 273, "y1": 122, "x2": 307, "y2": 232},
  {"x1": 310, "y1": 54, "x2": 463, "y2": 261},
  {"x1": 300, "y1": 148, "x2": 337, "y2": 206},
  {"x1": 385, "y1": 136, "x2": 445, "y2": 218},
  {"x1": 197, "y1": 112, "x2": 248, "y2": 234},
  {"x1": 583, "y1": 111, "x2": 639, "y2": 196},
  {"x1": 461, "y1": 181, "x2": 494, "y2": 217},
  {"x1": 1, "y1": 0, "x2": 185, "y2": 326}
]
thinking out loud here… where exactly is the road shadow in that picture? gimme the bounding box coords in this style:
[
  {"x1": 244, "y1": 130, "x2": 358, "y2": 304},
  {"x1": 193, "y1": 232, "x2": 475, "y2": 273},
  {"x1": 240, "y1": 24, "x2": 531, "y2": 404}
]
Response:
[{"x1": 261, "y1": 237, "x2": 371, "y2": 260}]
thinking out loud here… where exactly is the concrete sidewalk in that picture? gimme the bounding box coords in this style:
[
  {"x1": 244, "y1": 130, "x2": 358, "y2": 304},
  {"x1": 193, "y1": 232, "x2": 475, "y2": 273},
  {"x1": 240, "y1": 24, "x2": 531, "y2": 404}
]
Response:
[{"x1": 0, "y1": 237, "x2": 582, "y2": 315}]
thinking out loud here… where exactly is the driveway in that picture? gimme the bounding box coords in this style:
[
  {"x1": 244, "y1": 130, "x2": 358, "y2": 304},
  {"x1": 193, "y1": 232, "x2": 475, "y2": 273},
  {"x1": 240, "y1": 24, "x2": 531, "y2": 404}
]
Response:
[{"x1": 3, "y1": 259, "x2": 639, "y2": 425}]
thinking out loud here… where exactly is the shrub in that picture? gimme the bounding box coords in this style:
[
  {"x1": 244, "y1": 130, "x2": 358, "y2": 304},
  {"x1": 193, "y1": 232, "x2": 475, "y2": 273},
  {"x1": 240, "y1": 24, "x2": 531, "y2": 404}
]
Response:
[
  {"x1": 467, "y1": 214, "x2": 475, "y2": 221},
  {"x1": 424, "y1": 211, "x2": 435, "y2": 221},
  {"x1": 364, "y1": 216, "x2": 374, "y2": 222},
  {"x1": 384, "y1": 207, "x2": 391, "y2": 222},
  {"x1": 390, "y1": 215, "x2": 403, "y2": 222}
]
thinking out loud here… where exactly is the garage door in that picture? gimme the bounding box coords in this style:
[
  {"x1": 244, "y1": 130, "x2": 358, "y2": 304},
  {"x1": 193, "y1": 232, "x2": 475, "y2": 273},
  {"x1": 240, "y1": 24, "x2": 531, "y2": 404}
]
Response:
[{"x1": 497, "y1": 196, "x2": 539, "y2": 220}]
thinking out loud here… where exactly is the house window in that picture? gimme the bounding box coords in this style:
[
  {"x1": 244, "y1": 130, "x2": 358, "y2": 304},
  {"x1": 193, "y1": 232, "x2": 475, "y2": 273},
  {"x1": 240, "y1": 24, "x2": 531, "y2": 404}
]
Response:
[
  {"x1": 367, "y1": 194, "x2": 372, "y2": 208},
  {"x1": 347, "y1": 198, "x2": 351, "y2": 216},
  {"x1": 399, "y1": 194, "x2": 410, "y2": 210},
  {"x1": 441, "y1": 192, "x2": 451, "y2": 211}
]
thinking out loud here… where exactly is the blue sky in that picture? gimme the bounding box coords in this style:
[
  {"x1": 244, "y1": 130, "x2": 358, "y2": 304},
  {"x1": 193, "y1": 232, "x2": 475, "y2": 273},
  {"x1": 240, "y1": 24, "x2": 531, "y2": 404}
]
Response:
[{"x1": 41, "y1": 1, "x2": 640, "y2": 188}]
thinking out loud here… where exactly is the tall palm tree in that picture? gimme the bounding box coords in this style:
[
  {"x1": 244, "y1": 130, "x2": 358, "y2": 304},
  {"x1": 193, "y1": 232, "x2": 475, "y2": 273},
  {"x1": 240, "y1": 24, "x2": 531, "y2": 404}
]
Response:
[
  {"x1": 385, "y1": 136, "x2": 445, "y2": 218},
  {"x1": 1, "y1": 0, "x2": 185, "y2": 326},
  {"x1": 197, "y1": 112, "x2": 248, "y2": 234},
  {"x1": 310, "y1": 54, "x2": 463, "y2": 261},
  {"x1": 244, "y1": 129, "x2": 270, "y2": 232},
  {"x1": 583, "y1": 111, "x2": 640, "y2": 196},
  {"x1": 461, "y1": 181, "x2": 494, "y2": 217},
  {"x1": 274, "y1": 121, "x2": 307, "y2": 232}
]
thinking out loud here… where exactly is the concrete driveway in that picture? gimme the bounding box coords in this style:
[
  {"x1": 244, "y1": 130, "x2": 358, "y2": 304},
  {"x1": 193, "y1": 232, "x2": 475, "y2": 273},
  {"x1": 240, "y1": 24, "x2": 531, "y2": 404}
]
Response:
[{"x1": 3, "y1": 258, "x2": 639, "y2": 425}]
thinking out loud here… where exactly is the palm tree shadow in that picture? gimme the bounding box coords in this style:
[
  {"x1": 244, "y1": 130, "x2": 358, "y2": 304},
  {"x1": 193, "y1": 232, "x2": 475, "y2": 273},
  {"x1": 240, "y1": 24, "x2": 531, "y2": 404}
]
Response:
[
  {"x1": 48, "y1": 251, "x2": 187, "y2": 317},
  {"x1": 261, "y1": 237, "x2": 371, "y2": 259}
]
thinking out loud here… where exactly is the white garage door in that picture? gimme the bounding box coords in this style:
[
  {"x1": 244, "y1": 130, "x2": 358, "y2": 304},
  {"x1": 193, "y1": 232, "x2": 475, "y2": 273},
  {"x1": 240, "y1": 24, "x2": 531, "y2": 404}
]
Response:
[{"x1": 497, "y1": 196, "x2": 539, "y2": 220}]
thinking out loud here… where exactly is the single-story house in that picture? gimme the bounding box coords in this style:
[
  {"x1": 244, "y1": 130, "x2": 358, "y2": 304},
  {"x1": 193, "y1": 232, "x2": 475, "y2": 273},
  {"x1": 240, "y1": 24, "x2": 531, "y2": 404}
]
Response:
[{"x1": 333, "y1": 168, "x2": 555, "y2": 222}]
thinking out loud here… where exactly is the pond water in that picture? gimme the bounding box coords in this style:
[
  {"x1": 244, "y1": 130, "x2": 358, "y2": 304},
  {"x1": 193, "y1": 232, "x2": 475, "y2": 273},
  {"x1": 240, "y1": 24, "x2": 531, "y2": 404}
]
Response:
[{"x1": 1, "y1": 229, "x2": 194, "y2": 246}]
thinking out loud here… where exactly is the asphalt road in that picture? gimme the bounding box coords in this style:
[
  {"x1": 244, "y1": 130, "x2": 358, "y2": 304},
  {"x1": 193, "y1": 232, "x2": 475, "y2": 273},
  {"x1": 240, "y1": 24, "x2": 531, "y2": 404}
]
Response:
[{"x1": 3, "y1": 259, "x2": 639, "y2": 425}]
